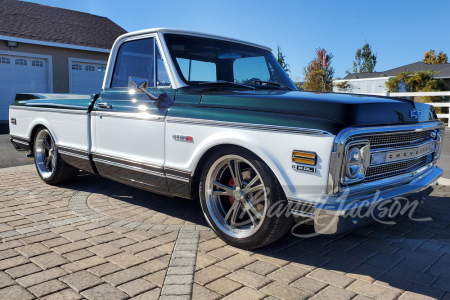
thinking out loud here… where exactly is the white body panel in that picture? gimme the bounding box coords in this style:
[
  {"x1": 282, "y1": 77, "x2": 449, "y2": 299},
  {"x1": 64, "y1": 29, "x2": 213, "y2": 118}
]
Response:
[
  {"x1": 91, "y1": 113, "x2": 166, "y2": 166},
  {"x1": 9, "y1": 107, "x2": 90, "y2": 152},
  {"x1": 165, "y1": 121, "x2": 335, "y2": 201}
]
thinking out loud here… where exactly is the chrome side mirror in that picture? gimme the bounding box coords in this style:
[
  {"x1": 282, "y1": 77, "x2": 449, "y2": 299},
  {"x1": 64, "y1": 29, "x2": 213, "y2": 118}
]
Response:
[{"x1": 128, "y1": 76, "x2": 159, "y2": 101}]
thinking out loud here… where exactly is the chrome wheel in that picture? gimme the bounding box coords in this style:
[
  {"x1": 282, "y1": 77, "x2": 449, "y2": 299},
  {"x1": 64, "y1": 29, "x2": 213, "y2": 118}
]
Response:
[
  {"x1": 205, "y1": 155, "x2": 267, "y2": 239},
  {"x1": 35, "y1": 129, "x2": 56, "y2": 179}
]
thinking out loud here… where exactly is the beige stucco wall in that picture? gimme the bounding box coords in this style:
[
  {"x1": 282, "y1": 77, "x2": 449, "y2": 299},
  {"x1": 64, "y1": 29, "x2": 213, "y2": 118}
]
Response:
[{"x1": 0, "y1": 40, "x2": 110, "y2": 93}]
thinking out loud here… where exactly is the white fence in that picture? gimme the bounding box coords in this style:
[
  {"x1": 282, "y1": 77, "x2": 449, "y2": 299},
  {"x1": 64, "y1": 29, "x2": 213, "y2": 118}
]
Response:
[{"x1": 355, "y1": 91, "x2": 450, "y2": 122}]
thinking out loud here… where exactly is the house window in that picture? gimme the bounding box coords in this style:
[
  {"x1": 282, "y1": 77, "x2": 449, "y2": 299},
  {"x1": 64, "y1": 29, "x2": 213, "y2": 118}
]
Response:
[
  {"x1": 15, "y1": 59, "x2": 27, "y2": 66},
  {"x1": 72, "y1": 64, "x2": 82, "y2": 70},
  {"x1": 0, "y1": 57, "x2": 10, "y2": 64},
  {"x1": 98, "y1": 66, "x2": 106, "y2": 72},
  {"x1": 32, "y1": 60, "x2": 44, "y2": 67},
  {"x1": 85, "y1": 65, "x2": 95, "y2": 71}
]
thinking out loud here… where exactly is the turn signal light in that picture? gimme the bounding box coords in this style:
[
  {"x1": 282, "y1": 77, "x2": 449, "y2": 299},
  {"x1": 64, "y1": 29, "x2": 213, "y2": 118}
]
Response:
[{"x1": 292, "y1": 151, "x2": 316, "y2": 166}]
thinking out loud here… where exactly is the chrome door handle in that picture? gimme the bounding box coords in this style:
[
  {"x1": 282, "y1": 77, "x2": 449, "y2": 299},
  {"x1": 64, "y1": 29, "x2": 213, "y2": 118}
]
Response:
[{"x1": 97, "y1": 102, "x2": 113, "y2": 109}]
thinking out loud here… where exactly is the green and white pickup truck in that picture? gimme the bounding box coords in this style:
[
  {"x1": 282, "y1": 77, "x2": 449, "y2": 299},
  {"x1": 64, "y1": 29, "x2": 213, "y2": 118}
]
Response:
[{"x1": 9, "y1": 28, "x2": 444, "y2": 248}]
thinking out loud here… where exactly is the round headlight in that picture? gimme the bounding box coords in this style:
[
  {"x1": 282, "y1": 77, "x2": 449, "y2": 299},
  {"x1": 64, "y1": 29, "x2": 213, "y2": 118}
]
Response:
[{"x1": 346, "y1": 147, "x2": 362, "y2": 179}]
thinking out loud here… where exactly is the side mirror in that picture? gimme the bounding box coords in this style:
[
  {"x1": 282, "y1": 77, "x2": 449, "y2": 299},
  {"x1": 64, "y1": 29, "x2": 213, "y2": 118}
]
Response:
[{"x1": 128, "y1": 76, "x2": 159, "y2": 101}]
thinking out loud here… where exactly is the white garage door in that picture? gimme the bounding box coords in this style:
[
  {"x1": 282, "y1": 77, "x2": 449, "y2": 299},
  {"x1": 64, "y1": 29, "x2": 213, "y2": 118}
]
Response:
[
  {"x1": 0, "y1": 54, "x2": 49, "y2": 120},
  {"x1": 70, "y1": 60, "x2": 107, "y2": 94}
]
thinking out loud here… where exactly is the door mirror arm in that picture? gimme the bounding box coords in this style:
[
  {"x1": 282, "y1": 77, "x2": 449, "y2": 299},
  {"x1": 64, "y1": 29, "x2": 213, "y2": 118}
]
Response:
[{"x1": 128, "y1": 76, "x2": 163, "y2": 101}]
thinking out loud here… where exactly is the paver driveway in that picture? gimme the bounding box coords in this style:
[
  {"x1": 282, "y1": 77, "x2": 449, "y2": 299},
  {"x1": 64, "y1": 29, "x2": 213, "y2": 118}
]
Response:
[{"x1": 0, "y1": 165, "x2": 450, "y2": 300}]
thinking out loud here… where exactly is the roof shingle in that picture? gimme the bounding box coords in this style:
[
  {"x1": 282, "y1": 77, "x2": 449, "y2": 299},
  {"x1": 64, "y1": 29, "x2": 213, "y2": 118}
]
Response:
[
  {"x1": 0, "y1": 0, "x2": 127, "y2": 49},
  {"x1": 343, "y1": 61, "x2": 450, "y2": 80}
]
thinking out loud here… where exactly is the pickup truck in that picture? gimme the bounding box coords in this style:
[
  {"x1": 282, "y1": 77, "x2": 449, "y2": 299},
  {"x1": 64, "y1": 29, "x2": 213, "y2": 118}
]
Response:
[{"x1": 9, "y1": 28, "x2": 444, "y2": 249}]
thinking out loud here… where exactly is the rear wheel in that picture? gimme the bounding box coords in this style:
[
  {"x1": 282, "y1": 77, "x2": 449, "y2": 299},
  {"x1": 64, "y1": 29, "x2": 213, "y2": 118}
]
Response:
[
  {"x1": 199, "y1": 147, "x2": 293, "y2": 249},
  {"x1": 34, "y1": 127, "x2": 79, "y2": 184}
]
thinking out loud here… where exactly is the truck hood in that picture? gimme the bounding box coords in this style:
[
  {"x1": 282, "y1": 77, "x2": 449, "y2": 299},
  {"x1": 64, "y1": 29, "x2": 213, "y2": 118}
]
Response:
[{"x1": 200, "y1": 90, "x2": 438, "y2": 127}]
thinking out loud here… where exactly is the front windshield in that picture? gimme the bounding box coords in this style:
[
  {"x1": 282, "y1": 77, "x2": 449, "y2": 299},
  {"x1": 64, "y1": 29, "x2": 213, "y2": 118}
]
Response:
[{"x1": 164, "y1": 34, "x2": 297, "y2": 90}]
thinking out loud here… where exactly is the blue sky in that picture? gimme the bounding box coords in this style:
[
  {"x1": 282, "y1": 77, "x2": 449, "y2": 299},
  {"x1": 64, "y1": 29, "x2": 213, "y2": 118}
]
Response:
[{"x1": 27, "y1": 0, "x2": 450, "y2": 80}]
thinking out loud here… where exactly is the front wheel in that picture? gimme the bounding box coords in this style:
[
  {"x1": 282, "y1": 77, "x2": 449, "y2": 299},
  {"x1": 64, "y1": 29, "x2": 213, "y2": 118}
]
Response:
[
  {"x1": 199, "y1": 147, "x2": 293, "y2": 249},
  {"x1": 34, "y1": 127, "x2": 79, "y2": 185}
]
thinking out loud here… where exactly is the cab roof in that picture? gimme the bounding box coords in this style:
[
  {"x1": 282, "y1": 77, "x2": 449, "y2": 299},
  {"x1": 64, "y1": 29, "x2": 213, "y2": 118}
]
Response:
[{"x1": 116, "y1": 28, "x2": 272, "y2": 52}]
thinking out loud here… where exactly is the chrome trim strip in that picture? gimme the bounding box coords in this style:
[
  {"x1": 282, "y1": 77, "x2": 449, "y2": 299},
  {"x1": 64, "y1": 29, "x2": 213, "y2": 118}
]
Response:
[
  {"x1": 166, "y1": 174, "x2": 190, "y2": 182},
  {"x1": 10, "y1": 135, "x2": 29, "y2": 142},
  {"x1": 11, "y1": 139, "x2": 29, "y2": 146},
  {"x1": 91, "y1": 152, "x2": 164, "y2": 178},
  {"x1": 10, "y1": 106, "x2": 87, "y2": 115},
  {"x1": 57, "y1": 145, "x2": 88, "y2": 157},
  {"x1": 164, "y1": 166, "x2": 191, "y2": 180},
  {"x1": 91, "y1": 111, "x2": 164, "y2": 121},
  {"x1": 327, "y1": 122, "x2": 445, "y2": 195},
  {"x1": 166, "y1": 117, "x2": 332, "y2": 136},
  {"x1": 93, "y1": 158, "x2": 166, "y2": 178},
  {"x1": 59, "y1": 151, "x2": 89, "y2": 160}
]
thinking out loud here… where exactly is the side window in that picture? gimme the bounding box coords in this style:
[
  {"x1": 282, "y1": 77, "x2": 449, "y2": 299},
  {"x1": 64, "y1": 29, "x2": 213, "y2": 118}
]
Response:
[
  {"x1": 233, "y1": 56, "x2": 270, "y2": 83},
  {"x1": 156, "y1": 45, "x2": 171, "y2": 87},
  {"x1": 176, "y1": 58, "x2": 216, "y2": 82},
  {"x1": 111, "y1": 38, "x2": 155, "y2": 88}
]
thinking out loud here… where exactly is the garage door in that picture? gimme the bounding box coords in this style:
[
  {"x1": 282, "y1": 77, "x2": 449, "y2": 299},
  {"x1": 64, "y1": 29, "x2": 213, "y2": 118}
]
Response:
[
  {"x1": 70, "y1": 61, "x2": 107, "y2": 94},
  {"x1": 0, "y1": 54, "x2": 49, "y2": 120}
]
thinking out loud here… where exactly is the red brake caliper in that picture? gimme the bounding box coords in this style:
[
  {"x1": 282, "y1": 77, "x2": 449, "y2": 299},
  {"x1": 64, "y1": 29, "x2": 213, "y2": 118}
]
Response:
[{"x1": 228, "y1": 178, "x2": 235, "y2": 204}]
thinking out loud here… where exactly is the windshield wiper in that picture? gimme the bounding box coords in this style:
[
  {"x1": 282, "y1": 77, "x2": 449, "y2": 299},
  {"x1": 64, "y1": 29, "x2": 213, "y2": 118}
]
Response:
[
  {"x1": 254, "y1": 80, "x2": 294, "y2": 91},
  {"x1": 198, "y1": 80, "x2": 255, "y2": 90}
]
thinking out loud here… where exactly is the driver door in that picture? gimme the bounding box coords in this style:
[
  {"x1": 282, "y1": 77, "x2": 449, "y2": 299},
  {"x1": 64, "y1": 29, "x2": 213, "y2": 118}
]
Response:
[{"x1": 92, "y1": 36, "x2": 174, "y2": 195}]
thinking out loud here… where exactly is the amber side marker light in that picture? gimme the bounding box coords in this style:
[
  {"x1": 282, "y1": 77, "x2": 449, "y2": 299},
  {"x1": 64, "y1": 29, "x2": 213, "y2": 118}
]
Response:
[{"x1": 292, "y1": 151, "x2": 316, "y2": 165}]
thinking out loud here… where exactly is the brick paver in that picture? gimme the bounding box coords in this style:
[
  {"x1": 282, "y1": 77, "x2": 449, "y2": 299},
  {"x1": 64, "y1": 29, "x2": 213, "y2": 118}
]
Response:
[{"x1": 0, "y1": 165, "x2": 450, "y2": 299}]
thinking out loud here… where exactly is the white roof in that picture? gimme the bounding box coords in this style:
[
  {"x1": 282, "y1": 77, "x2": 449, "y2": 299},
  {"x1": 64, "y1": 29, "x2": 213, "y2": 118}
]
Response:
[{"x1": 117, "y1": 28, "x2": 272, "y2": 52}]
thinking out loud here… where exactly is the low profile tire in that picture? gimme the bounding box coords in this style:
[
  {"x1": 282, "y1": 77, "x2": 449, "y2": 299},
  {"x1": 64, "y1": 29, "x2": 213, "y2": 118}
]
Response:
[
  {"x1": 33, "y1": 127, "x2": 79, "y2": 185},
  {"x1": 199, "y1": 147, "x2": 294, "y2": 249}
]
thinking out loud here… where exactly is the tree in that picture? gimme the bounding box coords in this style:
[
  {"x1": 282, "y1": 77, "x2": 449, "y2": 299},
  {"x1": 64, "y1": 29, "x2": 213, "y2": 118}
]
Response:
[
  {"x1": 347, "y1": 42, "x2": 377, "y2": 74},
  {"x1": 335, "y1": 81, "x2": 354, "y2": 93},
  {"x1": 385, "y1": 70, "x2": 448, "y2": 107},
  {"x1": 277, "y1": 46, "x2": 290, "y2": 74},
  {"x1": 422, "y1": 50, "x2": 448, "y2": 64},
  {"x1": 302, "y1": 48, "x2": 334, "y2": 92}
]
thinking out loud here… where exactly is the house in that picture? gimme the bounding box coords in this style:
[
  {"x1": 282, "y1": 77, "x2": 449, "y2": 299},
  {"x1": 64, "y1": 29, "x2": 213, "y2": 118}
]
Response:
[
  {"x1": 0, "y1": 0, "x2": 127, "y2": 121},
  {"x1": 333, "y1": 62, "x2": 450, "y2": 94}
]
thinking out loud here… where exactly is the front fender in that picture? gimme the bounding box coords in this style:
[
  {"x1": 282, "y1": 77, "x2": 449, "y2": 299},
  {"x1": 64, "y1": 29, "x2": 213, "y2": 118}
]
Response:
[{"x1": 164, "y1": 121, "x2": 336, "y2": 201}]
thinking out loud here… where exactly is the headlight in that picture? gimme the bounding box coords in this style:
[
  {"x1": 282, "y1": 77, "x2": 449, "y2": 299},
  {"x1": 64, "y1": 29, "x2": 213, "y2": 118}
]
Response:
[
  {"x1": 346, "y1": 147, "x2": 363, "y2": 179},
  {"x1": 343, "y1": 140, "x2": 370, "y2": 184},
  {"x1": 433, "y1": 130, "x2": 442, "y2": 159}
]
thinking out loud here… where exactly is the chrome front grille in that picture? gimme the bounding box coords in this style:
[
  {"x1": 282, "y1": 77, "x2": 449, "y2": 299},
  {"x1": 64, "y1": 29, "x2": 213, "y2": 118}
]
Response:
[
  {"x1": 357, "y1": 130, "x2": 436, "y2": 182},
  {"x1": 364, "y1": 155, "x2": 431, "y2": 182},
  {"x1": 367, "y1": 130, "x2": 433, "y2": 150}
]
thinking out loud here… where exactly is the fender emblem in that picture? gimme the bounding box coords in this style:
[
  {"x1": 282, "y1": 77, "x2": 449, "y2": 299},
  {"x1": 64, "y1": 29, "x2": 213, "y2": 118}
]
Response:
[
  {"x1": 173, "y1": 135, "x2": 193, "y2": 143},
  {"x1": 410, "y1": 109, "x2": 421, "y2": 119}
]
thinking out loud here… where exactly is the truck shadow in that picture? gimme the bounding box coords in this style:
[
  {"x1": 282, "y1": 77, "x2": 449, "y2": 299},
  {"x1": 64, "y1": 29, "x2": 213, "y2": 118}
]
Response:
[{"x1": 62, "y1": 172, "x2": 450, "y2": 299}]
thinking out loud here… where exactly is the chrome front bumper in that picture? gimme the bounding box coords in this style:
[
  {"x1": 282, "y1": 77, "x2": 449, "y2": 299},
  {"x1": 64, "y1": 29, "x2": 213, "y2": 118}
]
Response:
[{"x1": 313, "y1": 165, "x2": 443, "y2": 235}]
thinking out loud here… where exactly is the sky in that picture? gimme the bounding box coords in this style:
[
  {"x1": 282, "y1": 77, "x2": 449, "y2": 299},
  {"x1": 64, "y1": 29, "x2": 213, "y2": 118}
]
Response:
[{"x1": 26, "y1": 0, "x2": 450, "y2": 80}]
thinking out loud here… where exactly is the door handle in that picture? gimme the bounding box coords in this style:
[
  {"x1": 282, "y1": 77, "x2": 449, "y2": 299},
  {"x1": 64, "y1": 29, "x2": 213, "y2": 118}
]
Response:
[{"x1": 97, "y1": 102, "x2": 113, "y2": 109}]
